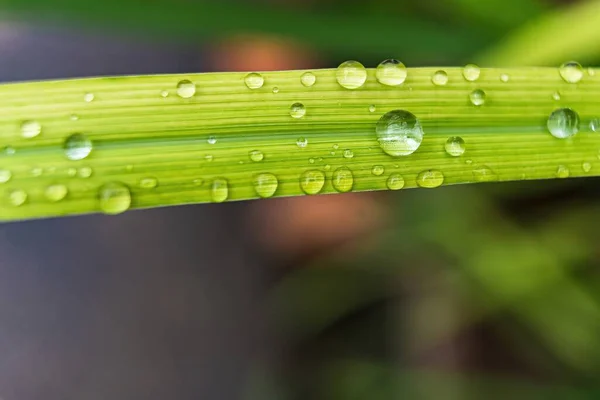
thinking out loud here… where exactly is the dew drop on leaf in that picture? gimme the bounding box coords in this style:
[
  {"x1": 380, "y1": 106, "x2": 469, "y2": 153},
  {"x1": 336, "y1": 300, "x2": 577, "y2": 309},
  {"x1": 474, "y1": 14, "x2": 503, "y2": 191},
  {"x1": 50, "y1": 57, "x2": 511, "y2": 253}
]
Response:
[
  {"x1": 387, "y1": 174, "x2": 405, "y2": 190},
  {"x1": 376, "y1": 110, "x2": 424, "y2": 157},
  {"x1": 432, "y1": 70, "x2": 448, "y2": 86},
  {"x1": 591, "y1": 118, "x2": 600, "y2": 132},
  {"x1": 300, "y1": 170, "x2": 325, "y2": 195},
  {"x1": 84, "y1": 93, "x2": 95, "y2": 102},
  {"x1": 500, "y1": 73, "x2": 510, "y2": 82},
  {"x1": 64, "y1": 133, "x2": 92, "y2": 161},
  {"x1": 336, "y1": 60, "x2": 367, "y2": 89},
  {"x1": 177, "y1": 80, "x2": 196, "y2": 98},
  {"x1": 473, "y1": 165, "x2": 498, "y2": 182},
  {"x1": 369, "y1": 105, "x2": 376, "y2": 113},
  {"x1": 463, "y1": 64, "x2": 480, "y2": 82},
  {"x1": 253, "y1": 173, "x2": 278, "y2": 198},
  {"x1": 559, "y1": 61, "x2": 583, "y2": 83},
  {"x1": 301, "y1": 72, "x2": 316, "y2": 87},
  {"x1": 45, "y1": 184, "x2": 68, "y2": 202},
  {"x1": 139, "y1": 177, "x2": 158, "y2": 189},
  {"x1": 343, "y1": 149, "x2": 354, "y2": 159},
  {"x1": 290, "y1": 103, "x2": 306, "y2": 119},
  {"x1": 7, "y1": 189, "x2": 27, "y2": 206},
  {"x1": 445, "y1": 137, "x2": 465, "y2": 157},
  {"x1": 332, "y1": 167, "x2": 353, "y2": 193},
  {"x1": 99, "y1": 182, "x2": 131, "y2": 215},
  {"x1": 583, "y1": 162, "x2": 592, "y2": 173},
  {"x1": 547, "y1": 108, "x2": 579, "y2": 139},
  {"x1": 249, "y1": 150, "x2": 264, "y2": 162},
  {"x1": 207, "y1": 136, "x2": 217, "y2": 145},
  {"x1": 21, "y1": 121, "x2": 41, "y2": 139},
  {"x1": 371, "y1": 165, "x2": 385, "y2": 176},
  {"x1": 375, "y1": 59, "x2": 407, "y2": 86},
  {"x1": 552, "y1": 91, "x2": 561, "y2": 101},
  {"x1": 417, "y1": 170, "x2": 444, "y2": 188},
  {"x1": 556, "y1": 165, "x2": 570, "y2": 178},
  {"x1": 244, "y1": 73, "x2": 264, "y2": 89},
  {"x1": 78, "y1": 167, "x2": 93, "y2": 178},
  {"x1": 296, "y1": 137, "x2": 308, "y2": 148},
  {"x1": 4, "y1": 146, "x2": 15, "y2": 156},
  {"x1": 469, "y1": 89, "x2": 486, "y2": 106},
  {"x1": 211, "y1": 178, "x2": 229, "y2": 203},
  {"x1": 0, "y1": 169, "x2": 11, "y2": 183}
]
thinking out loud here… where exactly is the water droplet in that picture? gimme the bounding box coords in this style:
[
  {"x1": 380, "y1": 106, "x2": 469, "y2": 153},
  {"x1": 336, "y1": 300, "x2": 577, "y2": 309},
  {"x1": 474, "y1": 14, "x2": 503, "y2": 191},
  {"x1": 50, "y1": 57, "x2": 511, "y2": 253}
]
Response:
[
  {"x1": 244, "y1": 72, "x2": 264, "y2": 89},
  {"x1": 64, "y1": 133, "x2": 92, "y2": 160},
  {"x1": 249, "y1": 150, "x2": 264, "y2": 162},
  {"x1": 589, "y1": 68, "x2": 596, "y2": 77},
  {"x1": 473, "y1": 165, "x2": 498, "y2": 182},
  {"x1": 417, "y1": 170, "x2": 444, "y2": 188},
  {"x1": 463, "y1": 64, "x2": 480, "y2": 82},
  {"x1": 177, "y1": 79, "x2": 196, "y2": 98},
  {"x1": 290, "y1": 103, "x2": 306, "y2": 119},
  {"x1": 445, "y1": 136, "x2": 466, "y2": 157},
  {"x1": 500, "y1": 73, "x2": 510, "y2": 82},
  {"x1": 369, "y1": 105, "x2": 376, "y2": 113},
  {"x1": 30, "y1": 167, "x2": 42, "y2": 177},
  {"x1": 469, "y1": 89, "x2": 486, "y2": 106},
  {"x1": 372, "y1": 165, "x2": 385, "y2": 176},
  {"x1": 297, "y1": 137, "x2": 308, "y2": 148},
  {"x1": 375, "y1": 59, "x2": 407, "y2": 86},
  {"x1": 336, "y1": 60, "x2": 367, "y2": 90},
  {"x1": 332, "y1": 167, "x2": 353, "y2": 193},
  {"x1": 556, "y1": 165, "x2": 570, "y2": 178},
  {"x1": 583, "y1": 162, "x2": 592, "y2": 173},
  {"x1": 559, "y1": 61, "x2": 583, "y2": 83},
  {"x1": 140, "y1": 177, "x2": 158, "y2": 189},
  {"x1": 299, "y1": 72, "x2": 317, "y2": 88},
  {"x1": 211, "y1": 178, "x2": 229, "y2": 203},
  {"x1": 432, "y1": 70, "x2": 448, "y2": 86},
  {"x1": 547, "y1": 108, "x2": 579, "y2": 139},
  {"x1": 7, "y1": 189, "x2": 27, "y2": 206},
  {"x1": 70, "y1": 114, "x2": 79, "y2": 121},
  {"x1": 4, "y1": 146, "x2": 15, "y2": 156},
  {"x1": 0, "y1": 169, "x2": 11, "y2": 183},
  {"x1": 466, "y1": 159, "x2": 473, "y2": 165},
  {"x1": 552, "y1": 91, "x2": 561, "y2": 101},
  {"x1": 253, "y1": 173, "x2": 278, "y2": 198},
  {"x1": 21, "y1": 121, "x2": 41, "y2": 139},
  {"x1": 160, "y1": 90, "x2": 169, "y2": 98},
  {"x1": 78, "y1": 167, "x2": 92, "y2": 178},
  {"x1": 207, "y1": 135, "x2": 217, "y2": 145},
  {"x1": 272, "y1": 87, "x2": 279, "y2": 94},
  {"x1": 205, "y1": 154, "x2": 214, "y2": 162},
  {"x1": 591, "y1": 118, "x2": 599, "y2": 132},
  {"x1": 67, "y1": 167, "x2": 77, "y2": 177},
  {"x1": 332, "y1": 144, "x2": 339, "y2": 150},
  {"x1": 193, "y1": 178, "x2": 204, "y2": 186},
  {"x1": 99, "y1": 182, "x2": 131, "y2": 215},
  {"x1": 387, "y1": 174, "x2": 405, "y2": 190},
  {"x1": 308, "y1": 158, "x2": 315, "y2": 164},
  {"x1": 45, "y1": 184, "x2": 68, "y2": 202},
  {"x1": 376, "y1": 110, "x2": 424, "y2": 156},
  {"x1": 84, "y1": 93, "x2": 95, "y2": 102},
  {"x1": 300, "y1": 170, "x2": 325, "y2": 195},
  {"x1": 343, "y1": 149, "x2": 354, "y2": 159}
]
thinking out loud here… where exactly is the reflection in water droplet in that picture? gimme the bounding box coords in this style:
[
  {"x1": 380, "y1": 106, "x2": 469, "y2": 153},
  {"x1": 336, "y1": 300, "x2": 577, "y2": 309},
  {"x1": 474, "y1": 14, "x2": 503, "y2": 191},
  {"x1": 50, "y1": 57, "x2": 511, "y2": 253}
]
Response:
[
  {"x1": 343, "y1": 149, "x2": 354, "y2": 159},
  {"x1": 369, "y1": 105, "x2": 376, "y2": 113},
  {"x1": 254, "y1": 173, "x2": 278, "y2": 198},
  {"x1": 332, "y1": 167, "x2": 353, "y2": 193},
  {"x1": 547, "y1": 108, "x2": 579, "y2": 139},
  {"x1": 84, "y1": 93, "x2": 95, "y2": 102},
  {"x1": 290, "y1": 103, "x2": 306, "y2": 119},
  {"x1": 297, "y1": 137, "x2": 308, "y2": 148},
  {"x1": 559, "y1": 61, "x2": 583, "y2": 83},
  {"x1": 463, "y1": 64, "x2": 481, "y2": 81},
  {"x1": 0, "y1": 169, "x2": 11, "y2": 183},
  {"x1": 45, "y1": 184, "x2": 68, "y2": 202},
  {"x1": 211, "y1": 178, "x2": 228, "y2": 203},
  {"x1": 177, "y1": 80, "x2": 196, "y2": 98},
  {"x1": 21, "y1": 121, "x2": 41, "y2": 139},
  {"x1": 469, "y1": 89, "x2": 486, "y2": 106},
  {"x1": 376, "y1": 59, "x2": 407, "y2": 86},
  {"x1": 417, "y1": 170, "x2": 444, "y2": 188},
  {"x1": 432, "y1": 70, "x2": 448, "y2": 86},
  {"x1": 301, "y1": 72, "x2": 316, "y2": 87},
  {"x1": 583, "y1": 162, "x2": 592, "y2": 173},
  {"x1": 99, "y1": 182, "x2": 131, "y2": 214},
  {"x1": 300, "y1": 170, "x2": 325, "y2": 195},
  {"x1": 556, "y1": 165, "x2": 570, "y2": 178},
  {"x1": 140, "y1": 177, "x2": 158, "y2": 189},
  {"x1": 387, "y1": 174, "x2": 405, "y2": 190},
  {"x1": 8, "y1": 189, "x2": 27, "y2": 206},
  {"x1": 372, "y1": 165, "x2": 384, "y2": 176},
  {"x1": 64, "y1": 133, "x2": 92, "y2": 160},
  {"x1": 249, "y1": 150, "x2": 264, "y2": 162},
  {"x1": 336, "y1": 60, "x2": 367, "y2": 89},
  {"x1": 78, "y1": 167, "x2": 92, "y2": 178},
  {"x1": 473, "y1": 165, "x2": 498, "y2": 182},
  {"x1": 500, "y1": 73, "x2": 510, "y2": 82},
  {"x1": 245, "y1": 72, "x2": 265, "y2": 89},
  {"x1": 445, "y1": 136, "x2": 465, "y2": 157},
  {"x1": 376, "y1": 110, "x2": 424, "y2": 156}
]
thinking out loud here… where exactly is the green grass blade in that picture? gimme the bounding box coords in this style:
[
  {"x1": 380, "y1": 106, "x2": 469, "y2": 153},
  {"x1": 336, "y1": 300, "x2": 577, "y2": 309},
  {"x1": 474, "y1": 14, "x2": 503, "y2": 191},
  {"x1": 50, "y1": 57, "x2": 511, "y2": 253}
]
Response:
[{"x1": 0, "y1": 66, "x2": 599, "y2": 221}]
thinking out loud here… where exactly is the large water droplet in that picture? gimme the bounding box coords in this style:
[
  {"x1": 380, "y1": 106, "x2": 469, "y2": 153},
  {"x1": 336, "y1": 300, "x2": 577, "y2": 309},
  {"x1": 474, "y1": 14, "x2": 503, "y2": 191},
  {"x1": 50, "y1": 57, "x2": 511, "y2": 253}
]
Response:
[
  {"x1": 99, "y1": 182, "x2": 131, "y2": 215},
  {"x1": 547, "y1": 108, "x2": 579, "y2": 139},
  {"x1": 253, "y1": 173, "x2": 278, "y2": 198},
  {"x1": 375, "y1": 59, "x2": 407, "y2": 86},
  {"x1": 473, "y1": 165, "x2": 498, "y2": 182},
  {"x1": 177, "y1": 79, "x2": 196, "y2": 98},
  {"x1": 559, "y1": 61, "x2": 583, "y2": 83},
  {"x1": 372, "y1": 165, "x2": 384, "y2": 176},
  {"x1": 64, "y1": 133, "x2": 92, "y2": 160},
  {"x1": 332, "y1": 167, "x2": 353, "y2": 193},
  {"x1": 336, "y1": 60, "x2": 367, "y2": 90},
  {"x1": 290, "y1": 103, "x2": 306, "y2": 119},
  {"x1": 417, "y1": 170, "x2": 444, "y2": 188},
  {"x1": 556, "y1": 165, "x2": 570, "y2": 178},
  {"x1": 211, "y1": 178, "x2": 229, "y2": 203},
  {"x1": 463, "y1": 64, "x2": 481, "y2": 82},
  {"x1": 445, "y1": 137, "x2": 465, "y2": 157},
  {"x1": 8, "y1": 189, "x2": 27, "y2": 206},
  {"x1": 432, "y1": 70, "x2": 448, "y2": 86},
  {"x1": 84, "y1": 93, "x2": 95, "y2": 102},
  {"x1": 301, "y1": 72, "x2": 316, "y2": 87},
  {"x1": 469, "y1": 89, "x2": 486, "y2": 106},
  {"x1": 300, "y1": 170, "x2": 325, "y2": 195},
  {"x1": 387, "y1": 174, "x2": 405, "y2": 190},
  {"x1": 140, "y1": 177, "x2": 158, "y2": 189},
  {"x1": 45, "y1": 184, "x2": 68, "y2": 202},
  {"x1": 249, "y1": 150, "x2": 264, "y2": 162},
  {"x1": 583, "y1": 162, "x2": 592, "y2": 173},
  {"x1": 376, "y1": 110, "x2": 424, "y2": 156},
  {"x1": 245, "y1": 72, "x2": 264, "y2": 89},
  {"x1": 0, "y1": 169, "x2": 11, "y2": 183},
  {"x1": 21, "y1": 121, "x2": 41, "y2": 139}
]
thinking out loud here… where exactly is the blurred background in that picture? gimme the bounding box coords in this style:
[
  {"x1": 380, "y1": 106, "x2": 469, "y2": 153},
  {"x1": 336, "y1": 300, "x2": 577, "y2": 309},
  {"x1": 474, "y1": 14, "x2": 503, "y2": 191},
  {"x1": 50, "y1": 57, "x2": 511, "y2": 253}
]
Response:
[{"x1": 0, "y1": 0, "x2": 600, "y2": 398}]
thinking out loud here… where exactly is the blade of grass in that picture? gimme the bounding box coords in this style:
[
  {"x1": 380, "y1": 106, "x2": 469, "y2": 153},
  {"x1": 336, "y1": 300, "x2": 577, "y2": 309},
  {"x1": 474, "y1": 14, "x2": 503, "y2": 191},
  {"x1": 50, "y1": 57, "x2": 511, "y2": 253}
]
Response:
[{"x1": 0, "y1": 66, "x2": 599, "y2": 221}]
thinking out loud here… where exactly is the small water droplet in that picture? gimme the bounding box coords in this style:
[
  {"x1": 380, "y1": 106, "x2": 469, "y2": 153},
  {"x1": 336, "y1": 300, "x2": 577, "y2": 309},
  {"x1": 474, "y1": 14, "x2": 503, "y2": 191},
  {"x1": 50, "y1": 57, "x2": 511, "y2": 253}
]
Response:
[
  {"x1": 78, "y1": 167, "x2": 92, "y2": 178},
  {"x1": 0, "y1": 169, "x2": 11, "y2": 183},
  {"x1": 205, "y1": 155, "x2": 214, "y2": 162},
  {"x1": 64, "y1": 133, "x2": 92, "y2": 160},
  {"x1": 336, "y1": 60, "x2": 367, "y2": 89},
  {"x1": 589, "y1": 68, "x2": 596, "y2": 77},
  {"x1": 463, "y1": 64, "x2": 481, "y2": 82},
  {"x1": 30, "y1": 167, "x2": 42, "y2": 177},
  {"x1": 272, "y1": 87, "x2": 279, "y2": 94},
  {"x1": 4, "y1": 146, "x2": 15, "y2": 156},
  {"x1": 500, "y1": 73, "x2": 510, "y2": 82},
  {"x1": 583, "y1": 162, "x2": 592, "y2": 173},
  {"x1": 332, "y1": 144, "x2": 339, "y2": 150},
  {"x1": 375, "y1": 59, "x2": 407, "y2": 86},
  {"x1": 556, "y1": 165, "x2": 570, "y2": 178},
  {"x1": 300, "y1": 72, "x2": 317, "y2": 87},
  {"x1": 7, "y1": 189, "x2": 27, "y2": 206},
  {"x1": 211, "y1": 178, "x2": 229, "y2": 203},
  {"x1": 290, "y1": 103, "x2": 306, "y2": 119},
  {"x1": 445, "y1": 136, "x2": 465, "y2": 157},
  {"x1": 300, "y1": 170, "x2": 325, "y2": 195},
  {"x1": 369, "y1": 105, "x2": 376, "y2": 113},
  {"x1": 70, "y1": 114, "x2": 79, "y2": 121},
  {"x1": 160, "y1": 90, "x2": 169, "y2": 98},
  {"x1": 45, "y1": 184, "x2": 68, "y2": 202},
  {"x1": 21, "y1": 120, "x2": 41, "y2": 139},
  {"x1": 559, "y1": 61, "x2": 583, "y2": 83},
  {"x1": 332, "y1": 167, "x2": 353, "y2": 193},
  {"x1": 245, "y1": 72, "x2": 264, "y2": 89},
  {"x1": 547, "y1": 108, "x2": 579, "y2": 139},
  {"x1": 432, "y1": 70, "x2": 448, "y2": 86},
  {"x1": 84, "y1": 93, "x2": 95, "y2": 102},
  {"x1": 387, "y1": 174, "x2": 405, "y2": 190},
  {"x1": 473, "y1": 165, "x2": 498, "y2": 182},
  {"x1": 207, "y1": 135, "x2": 217, "y2": 145},
  {"x1": 297, "y1": 137, "x2": 308, "y2": 148},
  {"x1": 552, "y1": 91, "x2": 561, "y2": 101},
  {"x1": 253, "y1": 173, "x2": 278, "y2": 198},
  {"x1": 469, "y1": 89, "x2": 486, "y2": 106},
  {"x1": 177, "y1": 79, "x2": 196, "y2": 98},
  {"x1": 308, "y1": 158, "x2": 315, "y2": 164},
  {"x1": 343, "y1": 149, "x2": 354, "y2": 159},
  {"x1": 99, "y1": 182, "x2": 131, "y2": 215},
  {"x1": 466, "y1": 159, "x2": 473, "y2": 165},
  {"x1": 417, "y1": 170, "x2": 444, "y2": 188},
  {"x1": 67, "y1": 167, "x2": 77, "y2": 177},
  {"x1": 249, "y1": 150, "x2": 264, "y2": 162},
  {"x1": 591, "y1": 118, "x2": 599, "y2": 132},
  {"x1": 376, "y1": 110, "x2": 424, "y2": 156},
  {"x1": 139, "y1": 177, "x2": 158, "y2": 189},
  {"x1": 372, "y1": 165, "x2": 385, "y2": 176}
]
